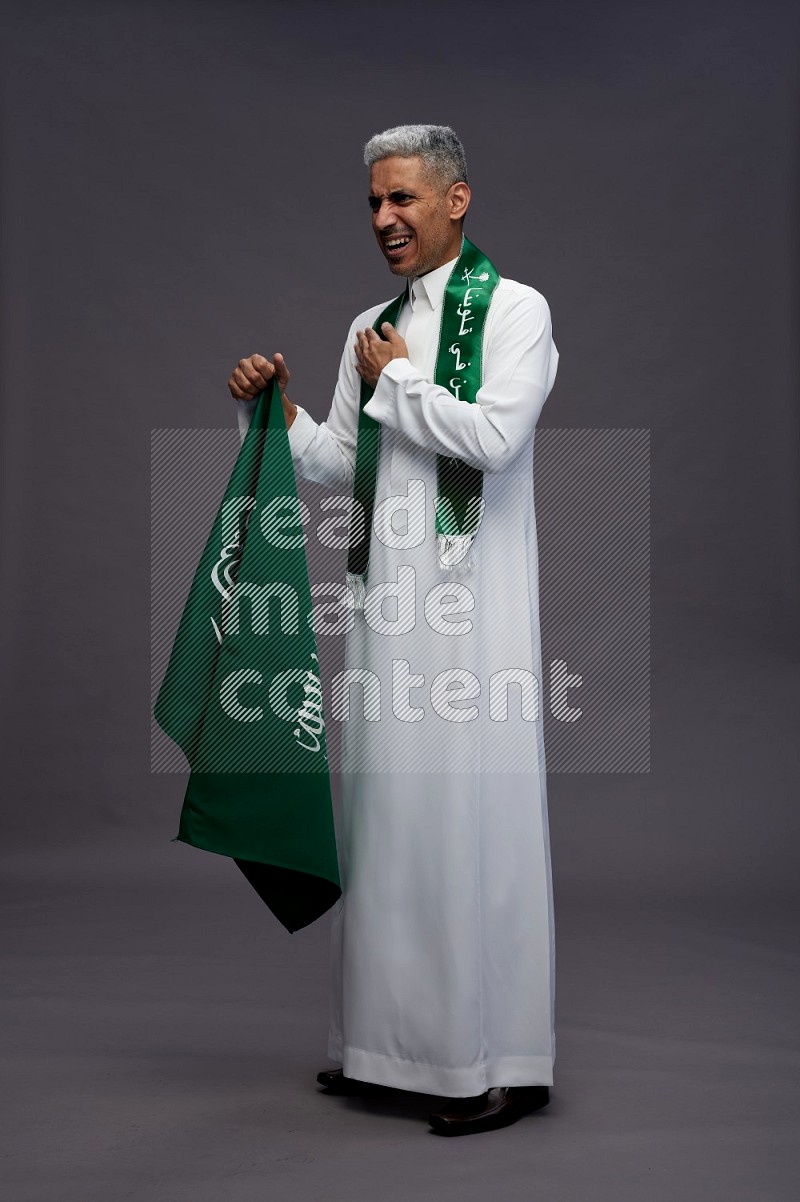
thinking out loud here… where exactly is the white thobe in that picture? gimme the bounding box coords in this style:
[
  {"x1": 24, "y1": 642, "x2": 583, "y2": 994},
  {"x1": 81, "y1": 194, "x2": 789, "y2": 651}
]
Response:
[{"x1": 237, "y1": 254, "x2": 560, "y2": 1096}]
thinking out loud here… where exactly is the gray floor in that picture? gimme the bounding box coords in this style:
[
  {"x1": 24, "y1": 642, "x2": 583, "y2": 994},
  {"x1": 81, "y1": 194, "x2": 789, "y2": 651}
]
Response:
[{"x1": 2, "y1": 637, "x2": 798, "y2": 1201}]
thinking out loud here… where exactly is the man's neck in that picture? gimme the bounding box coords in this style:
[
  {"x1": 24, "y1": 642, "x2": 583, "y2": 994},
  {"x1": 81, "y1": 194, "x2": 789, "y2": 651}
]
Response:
[{"x1": 413, "y1": 232, "x2": 464, "y2": 281}]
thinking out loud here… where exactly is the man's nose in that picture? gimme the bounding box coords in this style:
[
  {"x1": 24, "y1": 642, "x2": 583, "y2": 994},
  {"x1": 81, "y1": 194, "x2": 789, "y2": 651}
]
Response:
[{"x1": 374, "y1": 201, "x2": 398, "y2": 230}]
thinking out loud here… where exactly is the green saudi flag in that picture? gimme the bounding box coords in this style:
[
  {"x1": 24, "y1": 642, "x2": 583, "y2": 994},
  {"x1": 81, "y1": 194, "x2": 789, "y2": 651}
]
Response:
[{"x1": 153, "y1": 377, "x2": 341, "y2": 932}]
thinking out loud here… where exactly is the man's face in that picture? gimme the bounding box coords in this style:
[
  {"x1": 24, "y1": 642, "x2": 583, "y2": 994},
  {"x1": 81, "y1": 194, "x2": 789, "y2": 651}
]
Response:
[{"x1": 369, "y1": 155, "x2": 467, "y2": 277}]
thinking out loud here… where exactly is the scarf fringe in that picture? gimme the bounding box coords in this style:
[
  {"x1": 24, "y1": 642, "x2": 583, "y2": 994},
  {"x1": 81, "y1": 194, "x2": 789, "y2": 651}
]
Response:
[
  {"x1": 343, "y1": 569, "x2": 367, "y2": 610},
  {"x1": 436, "y1": 531, "x2": 478, "y2": 573},
  {"x1": 340, "y1": 539, "x2": 478, "y2": 614}
]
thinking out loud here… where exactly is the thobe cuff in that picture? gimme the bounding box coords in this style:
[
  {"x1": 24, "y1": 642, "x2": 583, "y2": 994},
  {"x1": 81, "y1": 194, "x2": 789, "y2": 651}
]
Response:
[
  {"x1": 235, "y1": 396, "x2": 258, "y2": 443},
  {"x1": 362, "y1": 356, "x2": 421, "y2": 429},
  {"x1": 285, "y1": 405, "x2": 318, "y2": 458}
]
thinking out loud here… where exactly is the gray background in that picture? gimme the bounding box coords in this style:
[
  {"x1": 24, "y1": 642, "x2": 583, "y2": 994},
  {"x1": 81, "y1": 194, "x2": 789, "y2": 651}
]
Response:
[{"x1": 1, "y1": 0, "x2": 798, "y2": 1198}]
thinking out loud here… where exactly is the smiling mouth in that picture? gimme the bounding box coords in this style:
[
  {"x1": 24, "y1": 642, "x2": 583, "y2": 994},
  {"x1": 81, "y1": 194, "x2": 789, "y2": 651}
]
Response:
[{"x1": 383, "y1": 234, "x2": 414, "y2": 257}]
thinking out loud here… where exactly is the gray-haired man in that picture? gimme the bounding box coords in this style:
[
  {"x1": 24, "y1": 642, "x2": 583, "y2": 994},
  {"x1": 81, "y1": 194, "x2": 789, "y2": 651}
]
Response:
[{"x1": 230, "y1": 125, "x2": 559, "y2": 1136}]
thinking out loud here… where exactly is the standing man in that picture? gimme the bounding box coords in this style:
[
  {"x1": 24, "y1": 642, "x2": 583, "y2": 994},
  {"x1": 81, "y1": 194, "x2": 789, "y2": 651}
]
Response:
[{"x1": 229, "y1": 125, "x2": 559, "y2": 1136}]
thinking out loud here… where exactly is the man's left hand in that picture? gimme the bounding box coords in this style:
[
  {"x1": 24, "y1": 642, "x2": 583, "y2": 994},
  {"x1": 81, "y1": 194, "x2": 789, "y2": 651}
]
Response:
[{"x1": 354, "y1": 322, "x2": 409, "y2": 389}]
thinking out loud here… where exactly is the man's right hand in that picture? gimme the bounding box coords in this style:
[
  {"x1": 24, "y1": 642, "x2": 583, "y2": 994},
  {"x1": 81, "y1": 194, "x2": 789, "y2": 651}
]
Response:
[{"x1": 228, "y1": 353, "x2": 297, "y2": 428}]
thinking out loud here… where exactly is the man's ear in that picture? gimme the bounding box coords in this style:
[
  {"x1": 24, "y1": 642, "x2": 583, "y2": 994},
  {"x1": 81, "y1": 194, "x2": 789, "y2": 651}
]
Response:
[{"x1": 449, "y1": 181, "x2": 471, "y2": 222}]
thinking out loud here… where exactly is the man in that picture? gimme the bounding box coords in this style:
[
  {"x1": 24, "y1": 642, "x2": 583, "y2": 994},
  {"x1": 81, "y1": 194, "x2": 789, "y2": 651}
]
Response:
[{"x1": 229, "y1": 125, "x2": 559, "y2": 1136}]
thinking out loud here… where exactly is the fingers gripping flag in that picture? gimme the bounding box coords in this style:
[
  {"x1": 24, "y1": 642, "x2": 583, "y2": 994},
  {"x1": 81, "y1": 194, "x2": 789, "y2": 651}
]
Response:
[{"x1": 153, "y1": 378, "x2": 341, "y2": 932}]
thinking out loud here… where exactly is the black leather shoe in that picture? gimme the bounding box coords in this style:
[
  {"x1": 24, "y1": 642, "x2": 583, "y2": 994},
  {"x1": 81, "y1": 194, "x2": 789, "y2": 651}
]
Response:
[
  {"x1": 428, "y1": 1085, "x2": 550, "y2": 1135},
  {"x1": 316, "y1": 1066, "x2": 382, "y2": 1095}
]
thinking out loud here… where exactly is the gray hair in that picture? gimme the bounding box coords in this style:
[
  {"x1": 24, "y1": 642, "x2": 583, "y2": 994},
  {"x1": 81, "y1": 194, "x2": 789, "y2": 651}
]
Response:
[{"x1": 363, "y1": 124, "x2": 469, "y2": 191}]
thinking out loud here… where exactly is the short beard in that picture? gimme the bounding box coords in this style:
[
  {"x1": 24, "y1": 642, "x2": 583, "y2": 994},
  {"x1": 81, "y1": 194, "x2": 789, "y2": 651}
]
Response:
[{"x1": 389, "y1": 240, "x2": 456, "y2": 278}]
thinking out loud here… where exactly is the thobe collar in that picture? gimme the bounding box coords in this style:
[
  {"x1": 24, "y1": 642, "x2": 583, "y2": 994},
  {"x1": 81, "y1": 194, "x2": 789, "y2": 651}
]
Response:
[{"x1": 407, "y1": 251, "x2": 460, "y2": 312}]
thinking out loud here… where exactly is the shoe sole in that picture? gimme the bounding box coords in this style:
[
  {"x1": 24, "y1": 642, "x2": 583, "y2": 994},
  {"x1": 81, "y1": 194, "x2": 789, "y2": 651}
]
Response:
[
  {"x1": 429, "y1": 1093, "x2": 550, "y2": 1136},
  {"x1": 317, "y1": 1073, "x2": 385, "y2": 1096}
]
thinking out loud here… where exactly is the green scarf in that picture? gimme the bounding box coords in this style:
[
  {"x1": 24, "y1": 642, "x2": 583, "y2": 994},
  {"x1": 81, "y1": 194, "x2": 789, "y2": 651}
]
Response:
[{"x1": 345, "y1": 234, "x2": 500, "y2": 609}]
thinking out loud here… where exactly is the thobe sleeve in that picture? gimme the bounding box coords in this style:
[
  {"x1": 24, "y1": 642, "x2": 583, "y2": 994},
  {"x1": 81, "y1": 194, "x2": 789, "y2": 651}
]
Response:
[
  {"x1": 362, "y1": 288, "x2": 559, "y2": 474},
  {"x1": 235, "y1": 316, "x2": 362, "y2": 488}
]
